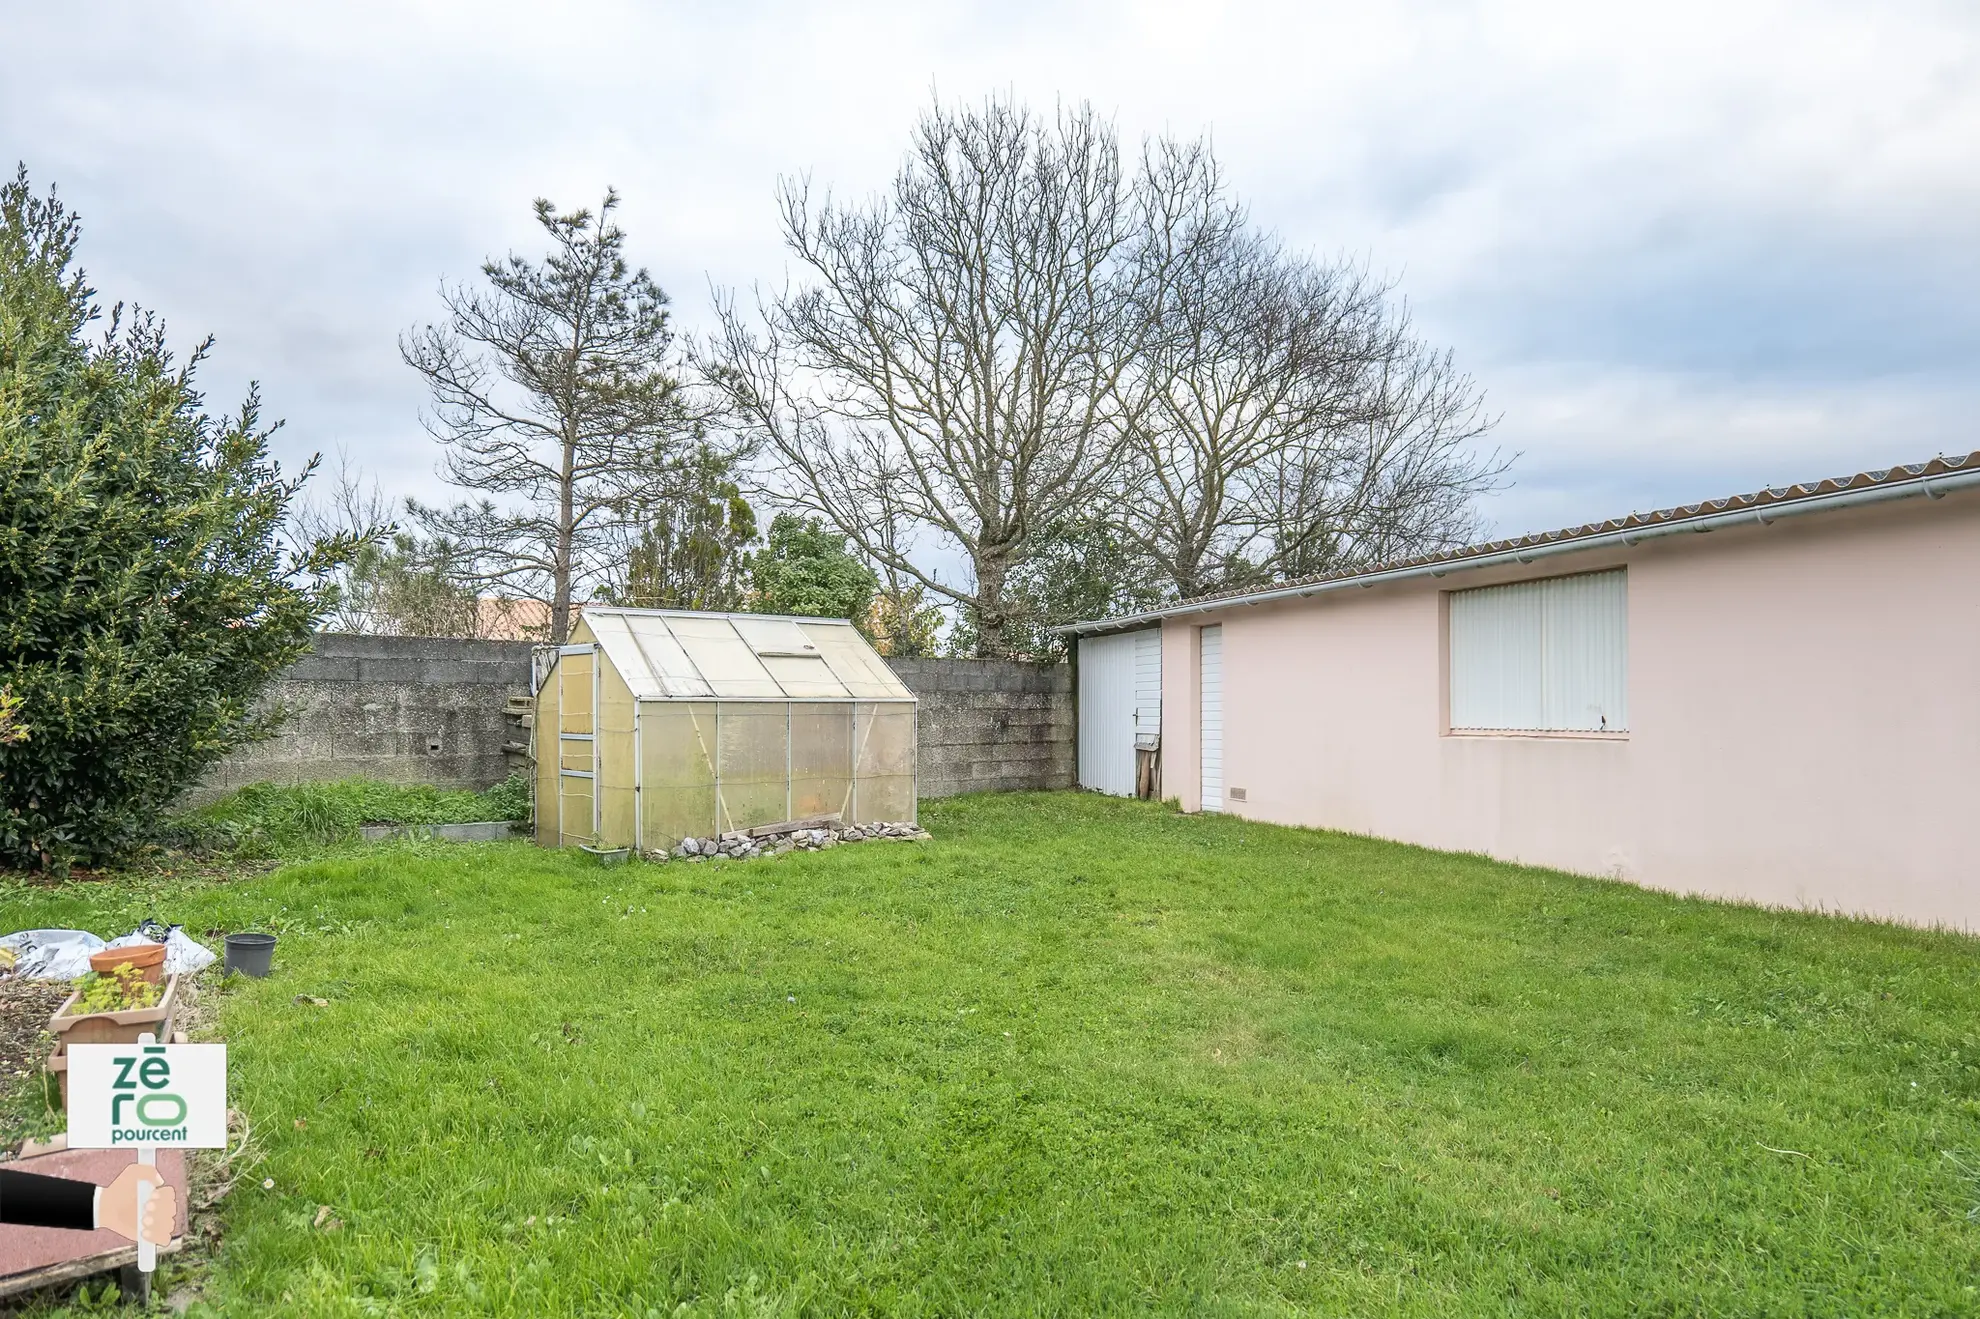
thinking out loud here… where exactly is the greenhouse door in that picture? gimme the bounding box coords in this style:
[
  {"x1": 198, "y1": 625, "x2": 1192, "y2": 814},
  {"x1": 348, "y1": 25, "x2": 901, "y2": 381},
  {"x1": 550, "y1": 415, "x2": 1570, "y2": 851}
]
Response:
[{"x1": 557, "y1": 644, "x2": 599, "y2": 845}]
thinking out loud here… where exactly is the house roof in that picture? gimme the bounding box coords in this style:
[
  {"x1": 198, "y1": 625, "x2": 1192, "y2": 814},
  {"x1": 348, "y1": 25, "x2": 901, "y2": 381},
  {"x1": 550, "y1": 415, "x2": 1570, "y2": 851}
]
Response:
[
  {"x1": 581, "y1": 608, "x2": 915, "y2": 702},
  {"x1": 473, "y1": 596, "x2": 553, "y2": 640},
  {"x1": 1060, "y1": 448, "x2": 1980, "y2": 636}
]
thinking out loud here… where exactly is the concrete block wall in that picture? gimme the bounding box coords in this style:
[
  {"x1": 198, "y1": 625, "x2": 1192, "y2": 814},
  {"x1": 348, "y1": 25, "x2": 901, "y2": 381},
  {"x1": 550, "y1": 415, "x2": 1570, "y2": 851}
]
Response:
[
  {"x1": 191, "y1": 634, "x2": 533, "y2": 804},
  {"x1": 193, "y1": 635, "x2": 1074, "y2": 804},
  {"x1": 886, "y1": 658, "x2": 1075, "y2": 797}
]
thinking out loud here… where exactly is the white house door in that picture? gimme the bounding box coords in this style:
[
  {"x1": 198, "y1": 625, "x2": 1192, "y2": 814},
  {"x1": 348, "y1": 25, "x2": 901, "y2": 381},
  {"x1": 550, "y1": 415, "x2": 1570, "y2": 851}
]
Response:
[
  {"x1": 1199, "y1": 625, "x2": 1223, "y2": 812},
  {"x1": 1078, "y1": 630, "x2": 1155, "y2": 797}
]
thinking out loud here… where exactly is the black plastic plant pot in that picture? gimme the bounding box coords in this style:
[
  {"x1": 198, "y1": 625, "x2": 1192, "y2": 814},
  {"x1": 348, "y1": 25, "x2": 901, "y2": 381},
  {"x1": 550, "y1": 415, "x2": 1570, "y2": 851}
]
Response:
[{"x1": 224, "y1": 932, "x2": 277, "y2": 978}]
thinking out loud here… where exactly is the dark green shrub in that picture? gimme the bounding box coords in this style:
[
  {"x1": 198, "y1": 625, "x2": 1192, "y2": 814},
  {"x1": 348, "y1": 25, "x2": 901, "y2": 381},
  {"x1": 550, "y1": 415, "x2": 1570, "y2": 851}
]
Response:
[
  {"x1": 749, "y1": 514, "x2": 876, "y2": 623},
  {"x1": 0, "y1": 169, "x2": 351, "y2": 868}
]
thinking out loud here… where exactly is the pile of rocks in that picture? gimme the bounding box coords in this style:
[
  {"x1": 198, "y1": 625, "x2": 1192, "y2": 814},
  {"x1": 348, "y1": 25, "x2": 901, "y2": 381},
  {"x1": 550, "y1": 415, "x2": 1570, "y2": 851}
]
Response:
[{"x1": 665, "y1": 820, "x2": 930, "y2": 863}]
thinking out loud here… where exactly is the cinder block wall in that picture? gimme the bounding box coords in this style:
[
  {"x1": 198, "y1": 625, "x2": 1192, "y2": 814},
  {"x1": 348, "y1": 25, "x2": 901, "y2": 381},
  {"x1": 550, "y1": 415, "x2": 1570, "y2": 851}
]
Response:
[
  {"x1": 886, "y1": 658, "x2": 1074, "y2": 797},
  {"x1": 192, "y1": 635, "x2": 1073, "y2": 803},
  {"x1": 189, "y1": 634, "x2": 533, "y2": 804}
]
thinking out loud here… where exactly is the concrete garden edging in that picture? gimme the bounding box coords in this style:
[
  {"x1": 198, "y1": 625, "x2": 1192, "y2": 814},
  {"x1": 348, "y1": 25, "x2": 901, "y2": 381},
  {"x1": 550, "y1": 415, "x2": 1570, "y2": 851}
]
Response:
[{"x1": 357, "y1": 821, "x2": 523, "y2": 843}]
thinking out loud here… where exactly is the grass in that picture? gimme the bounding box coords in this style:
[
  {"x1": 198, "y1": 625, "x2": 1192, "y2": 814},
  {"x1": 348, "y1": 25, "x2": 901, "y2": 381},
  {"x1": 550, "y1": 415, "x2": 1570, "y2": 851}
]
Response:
[
  {"x1": 165, "y1": 775, "x2": 530, "y2": 857},
  {"x1": 3, "y1": 792, "x2": 1977, "y2": 1315}
]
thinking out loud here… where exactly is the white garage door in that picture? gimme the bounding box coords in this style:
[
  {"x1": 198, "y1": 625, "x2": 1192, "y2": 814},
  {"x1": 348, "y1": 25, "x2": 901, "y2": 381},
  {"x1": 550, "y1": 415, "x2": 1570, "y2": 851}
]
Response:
[
  {"x1": 1199, "y1": 625, "x2": 1223, "y2": 812},
  {"x1": 1078, "y1": 629, "x2": 1159, "y2": 796}
]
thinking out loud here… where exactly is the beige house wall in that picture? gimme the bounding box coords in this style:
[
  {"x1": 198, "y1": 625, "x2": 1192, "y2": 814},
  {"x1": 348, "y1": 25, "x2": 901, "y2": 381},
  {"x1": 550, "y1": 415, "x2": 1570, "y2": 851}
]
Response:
[{"x1": 1158, "y1": 492, "x2": 1980, "y2": 930}]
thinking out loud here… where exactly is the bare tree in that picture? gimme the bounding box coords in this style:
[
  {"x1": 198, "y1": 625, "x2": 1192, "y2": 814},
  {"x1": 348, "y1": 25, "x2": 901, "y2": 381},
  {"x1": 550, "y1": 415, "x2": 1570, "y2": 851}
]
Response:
[
  {"x1": 286, "y1": 447, "x2": 396, "y2": 633},
  {"x1": 1116, "y1": 140, "x2": 1414, "y2": 599},
  {"x1": 703, "y1": 97, "x2": 1137, "y2": 658},
  {"x1": 1113, "y1": 136, "x2": 1506, "y2": 600},
  {"x1": 402, "y1": 190, "x2": 714, "y2": 643},
  {"x1": 1251, "y1": 329, "x2": 1506, "y2": 580}
]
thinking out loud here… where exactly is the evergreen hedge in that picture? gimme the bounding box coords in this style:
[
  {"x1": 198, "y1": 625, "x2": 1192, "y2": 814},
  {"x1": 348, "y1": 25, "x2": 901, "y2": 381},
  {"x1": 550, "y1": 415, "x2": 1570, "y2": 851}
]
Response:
[{"x1": 0, "y1": 168, "x2": 346, "y2": 868}]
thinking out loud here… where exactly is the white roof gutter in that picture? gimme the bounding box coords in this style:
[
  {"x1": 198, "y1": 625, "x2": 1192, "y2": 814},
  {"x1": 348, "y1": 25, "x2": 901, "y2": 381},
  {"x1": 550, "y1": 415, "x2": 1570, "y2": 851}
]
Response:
[{"x1": 1055, "y1": 463, "x2": 1980, "y2": 637}]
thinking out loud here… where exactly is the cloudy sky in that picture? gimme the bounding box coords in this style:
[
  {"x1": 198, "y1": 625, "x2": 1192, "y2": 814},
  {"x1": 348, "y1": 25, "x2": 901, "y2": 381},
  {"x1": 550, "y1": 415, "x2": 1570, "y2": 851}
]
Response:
[{"x1": 4, "y1": 0, "x2": 1975, "y2": 545}]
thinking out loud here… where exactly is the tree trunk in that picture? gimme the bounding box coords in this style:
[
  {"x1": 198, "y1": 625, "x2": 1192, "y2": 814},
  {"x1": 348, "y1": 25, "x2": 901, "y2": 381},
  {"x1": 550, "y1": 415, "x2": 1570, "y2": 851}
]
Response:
[
  {"x1": 973, "y1": 552, "x2": 1010, "y2": 658},
  {"x1": 552, "y1": 430, "x2": 576, "y2": 643}
]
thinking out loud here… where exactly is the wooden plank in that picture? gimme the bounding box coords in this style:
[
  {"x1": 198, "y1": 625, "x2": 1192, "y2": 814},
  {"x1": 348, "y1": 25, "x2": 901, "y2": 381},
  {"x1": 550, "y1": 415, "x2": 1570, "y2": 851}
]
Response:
[
  {"x1": 746, "y1": 813, "x2": 843, "y2": 839},
  {"x1": 0, "y1": 1240, "x2": 186, "y2": 1302}
]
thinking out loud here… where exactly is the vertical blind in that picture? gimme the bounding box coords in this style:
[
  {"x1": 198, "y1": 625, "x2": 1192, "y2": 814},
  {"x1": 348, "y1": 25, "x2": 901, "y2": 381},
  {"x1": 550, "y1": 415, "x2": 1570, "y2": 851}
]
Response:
[{"x1": 1448, "y1": 569, "x2": 1628, "y2": 733}]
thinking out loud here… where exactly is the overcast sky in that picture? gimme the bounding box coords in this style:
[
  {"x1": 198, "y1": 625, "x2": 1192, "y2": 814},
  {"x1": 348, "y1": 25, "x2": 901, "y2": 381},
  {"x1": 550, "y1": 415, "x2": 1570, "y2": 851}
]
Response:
[{"x1": 4, "y1": 0, "x2": 1975, "y2": 547}]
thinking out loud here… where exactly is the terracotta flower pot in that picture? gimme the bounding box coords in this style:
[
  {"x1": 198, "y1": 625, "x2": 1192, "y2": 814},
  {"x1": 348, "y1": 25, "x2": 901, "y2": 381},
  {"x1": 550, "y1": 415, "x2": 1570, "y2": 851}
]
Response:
[{"x1": 88, "y1": 942, "x2": 166, "y2": 985}]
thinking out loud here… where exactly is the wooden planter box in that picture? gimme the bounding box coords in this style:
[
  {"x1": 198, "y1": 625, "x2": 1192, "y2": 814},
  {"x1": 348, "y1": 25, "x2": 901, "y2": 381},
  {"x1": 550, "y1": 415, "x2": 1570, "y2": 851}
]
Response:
[
  {"x1": 42, "y1": 976, "x2": 186, "y2": 1108},
  {"x1": 48, "y1": 974, "x2": 181, "y2": 1048}
]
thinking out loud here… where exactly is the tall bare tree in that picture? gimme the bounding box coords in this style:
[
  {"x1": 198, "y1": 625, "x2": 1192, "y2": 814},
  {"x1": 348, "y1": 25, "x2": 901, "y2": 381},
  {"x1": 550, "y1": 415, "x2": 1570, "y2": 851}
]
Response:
[
  {"x1": 1114, "y1": 138, "x2": 1504, "y2": 600},
  {"x1": 286, "y1": 446, "x2": 395, "y2": 632},
  {"x1": 1117, "y1": 142, "x2": 1391, "y2": 598},
  {"x1": 704, "y1": 97, "x2": 1137, "y2": 657},
  {"x1": 403, "y1": 190, "x2": 713, "y2": 643},
  {"x1": 1252, "y1": 335, "x2": 1505, "y2": 579}
]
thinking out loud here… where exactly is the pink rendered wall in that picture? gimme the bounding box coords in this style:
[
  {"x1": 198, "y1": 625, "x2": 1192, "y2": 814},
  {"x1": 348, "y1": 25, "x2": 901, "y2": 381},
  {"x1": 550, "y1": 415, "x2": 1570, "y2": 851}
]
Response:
[{"x1": 1158, "y1": 493, "x2": 1980, "y2": 930}]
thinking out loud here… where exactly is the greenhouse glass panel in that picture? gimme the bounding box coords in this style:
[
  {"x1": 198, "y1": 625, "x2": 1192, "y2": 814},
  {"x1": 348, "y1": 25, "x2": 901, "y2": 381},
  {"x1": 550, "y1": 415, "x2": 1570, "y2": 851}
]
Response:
[
  {"x1": 806, "y1": 624, "x2": 907, "y2": 698},
  {"x1": 852, "y1": 702, "x2": 917, "y2": 824},
  {"x1": 558, "y1": 775, "x2": 594, "y2": 847},
  {"x1": 534, "y1": 661, "x2": 561, "y2": 846},
  {"x1": 667, "y1": 615, "x2": 782, "y2": 697},
  {"x1": 790, "y1": 702, "x2": 853, "y2": 819},
  {"x1": 637, "y1": 701, "x2": 718, "y2": 850},
  {"x1": 597, "y1": 662, "x2": 637, "y2": 849},
  {"x1": 559, "y1": 652, "x2": 594, "y2": 733},
  {"x1": 716, "y1": 702, "x2": 790, "y2": 829},
  {"x1": 731, "y1": 616, "x2": 815, "y2": 655},
  {"x1": 760, "y1": 655, "x2": 848, "y2": 698}
]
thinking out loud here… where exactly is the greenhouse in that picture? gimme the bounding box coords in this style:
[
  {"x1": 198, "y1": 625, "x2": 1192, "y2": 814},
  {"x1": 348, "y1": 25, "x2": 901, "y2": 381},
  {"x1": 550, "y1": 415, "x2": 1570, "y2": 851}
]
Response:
[{"x1": 533, "y1": 608, "x2": 917, "y2": 853}]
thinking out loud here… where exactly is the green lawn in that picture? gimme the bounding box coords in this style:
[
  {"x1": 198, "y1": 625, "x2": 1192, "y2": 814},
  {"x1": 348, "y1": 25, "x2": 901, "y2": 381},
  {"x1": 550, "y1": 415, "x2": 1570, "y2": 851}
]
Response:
[{"x1": 3, "y1": 792, "x2": 1977, "y2": 1315}]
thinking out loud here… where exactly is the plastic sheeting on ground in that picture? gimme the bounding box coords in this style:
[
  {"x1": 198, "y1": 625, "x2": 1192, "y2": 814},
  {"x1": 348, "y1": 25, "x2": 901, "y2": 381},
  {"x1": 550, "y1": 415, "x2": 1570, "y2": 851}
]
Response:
[{"x1": 0, "y1": 922, "x2": 217, "y2": 980}]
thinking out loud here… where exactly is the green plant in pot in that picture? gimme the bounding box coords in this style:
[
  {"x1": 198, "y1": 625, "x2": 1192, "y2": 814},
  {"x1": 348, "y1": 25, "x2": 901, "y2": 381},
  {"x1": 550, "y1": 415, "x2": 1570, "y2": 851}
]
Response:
[{"x1": 70, "y1": 963, "x2": 163, "y2": 1014}]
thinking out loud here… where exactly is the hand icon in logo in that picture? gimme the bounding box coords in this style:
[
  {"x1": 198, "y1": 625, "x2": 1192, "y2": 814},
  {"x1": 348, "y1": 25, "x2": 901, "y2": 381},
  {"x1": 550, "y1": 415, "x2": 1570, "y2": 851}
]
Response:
[{"x1": 100, "y1": 1164, "x2": 175, "y2": 1246}]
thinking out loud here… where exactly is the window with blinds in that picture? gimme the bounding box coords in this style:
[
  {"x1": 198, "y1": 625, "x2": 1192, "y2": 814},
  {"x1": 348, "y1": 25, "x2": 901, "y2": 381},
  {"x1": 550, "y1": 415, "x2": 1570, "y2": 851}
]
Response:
[{"x1": 1448, "y1": 568, "x2": 1628, "y2": 734}]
